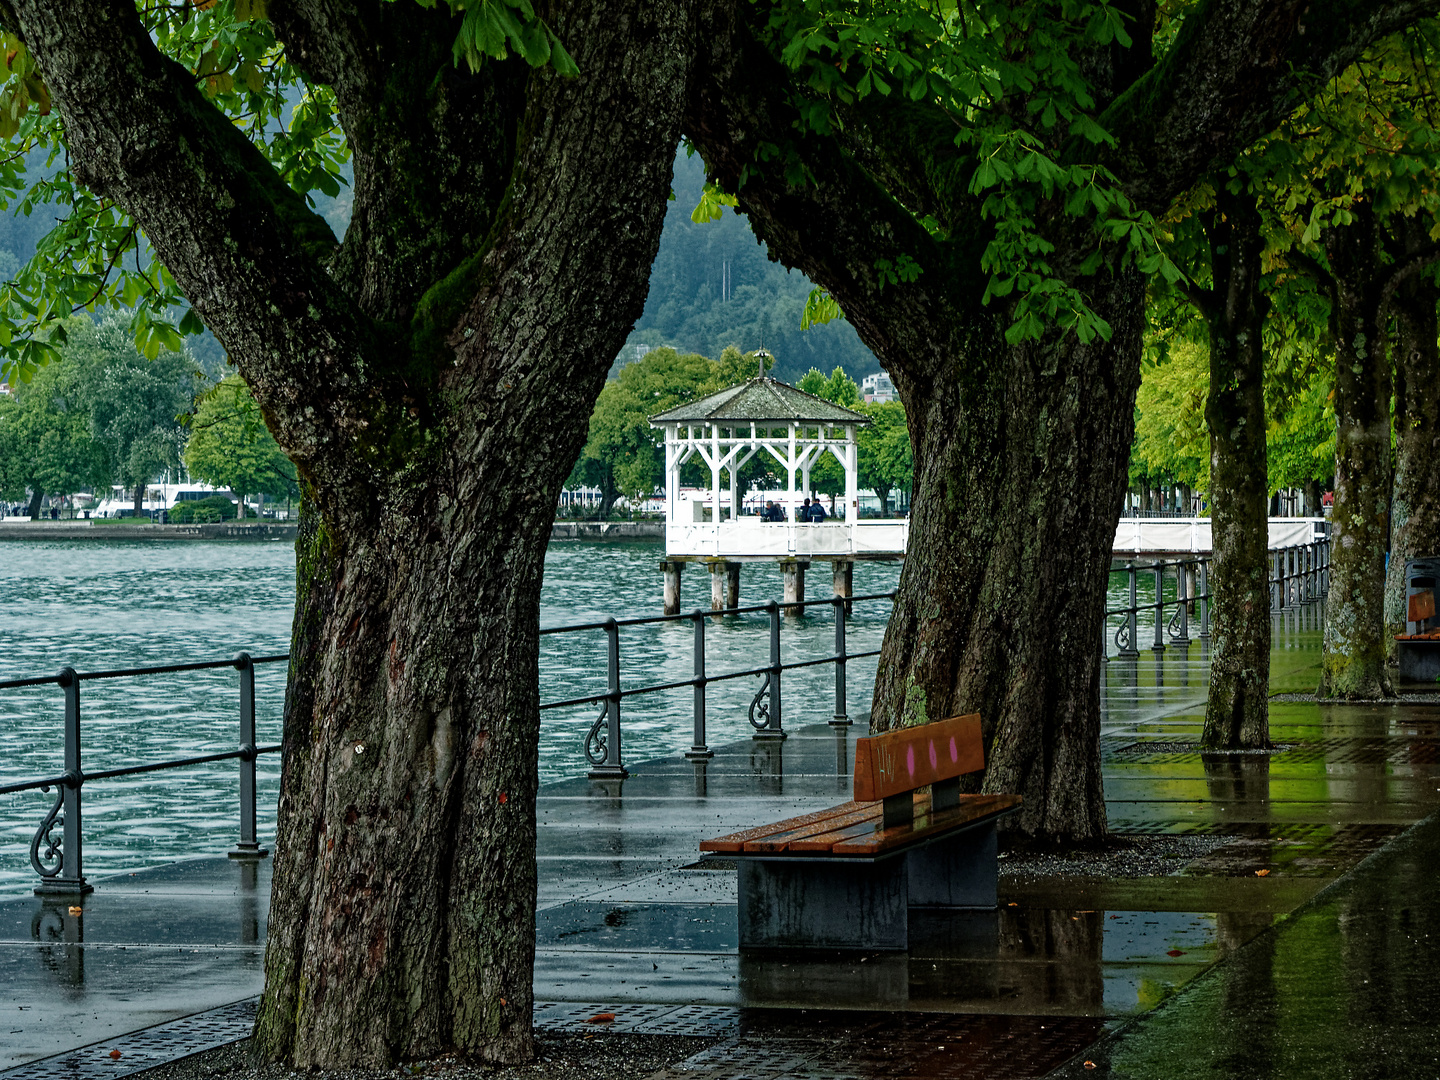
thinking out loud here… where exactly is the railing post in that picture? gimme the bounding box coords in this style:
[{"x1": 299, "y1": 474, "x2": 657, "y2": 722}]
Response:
[
  {"x1": 755, "y1": 600, "x2": 786, "y2": 741},
  {"x1": 686, "y1": 612, "x2": 713, "y2": 759},
  {"x1": 35, "y1": 667, "x2": 92, "y2": 896},
  {"x1": 1152, "y1": 560, "x2": 1166, "y2": 652},
  {"x1": 1117, "y1": 560, "x2": 1139, "y2": 659},
  {"x1": 588, "y1": 618, "x2": 628, "y2": 779},
  {"x1": 1199, "y1": 558, "x2": 1211, "y2": 639},
  {"x1": 1172, "y1": 560, "x2": 1190, "y2": 644},
  {"x1": 229, "y1": 653, "x2": 268, "y2": 859},
  {"x1": 831, "y1": 596, "x2": 850, "y2": 726},
  {"x1": 1270, "y1": 551, "x2": 1280, "y2": 612}
]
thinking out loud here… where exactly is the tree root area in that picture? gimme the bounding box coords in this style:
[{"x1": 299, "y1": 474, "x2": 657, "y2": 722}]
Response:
[{"x1": 141, "y1": 1032, "x2": 723, "y2": 1080}]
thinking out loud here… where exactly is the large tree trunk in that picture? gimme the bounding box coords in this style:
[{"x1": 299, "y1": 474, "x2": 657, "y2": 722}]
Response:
[
  {"x1": 864, "y1": 275, "x2": 1142, "y2": 843},
  {"x1": 1199, "y1": 188, "x2": 1271, "y2": 748},
  {"x1": 27, "y1": 487, "x2": 43, "y2": 520},
  {"x1": 1319, "y1": 205, "x2": 1394, "y2": 699},
  {"x1": 15, "y1": 0, "x2": 705, "y2": 1066},
  {"x1": 1384, "y1": 234, "x2": 1440, "y2": 655}
]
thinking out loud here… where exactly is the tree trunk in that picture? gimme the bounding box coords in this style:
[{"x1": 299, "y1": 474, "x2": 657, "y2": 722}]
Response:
[
  {"x1": 10, "y1": 0, "x2": 707, "y2": 1067},
  {"x1": 1198, "y1": 187, "x2": 1270, "y2": 749},
  {"x1": 1304, "y1": 479, "x2": 1322, "y2": 517},
  {"x1": 1319, "y1": 204, "x2": 1394, "y2": 699},
  {"x1": 863, "y1": 275, "x2": 1143, "y2": 843},
  {"x1": 27, "y1": 488, "x2": 43, "y2": 520},
  {"x1": 132, "y1": 484, "x2": 144, "y2": 517},
  {"x1": 1385, "y1": 254, "x2": 1440, "y2": 652},
  {"x1": 875, "y1": 482, "x2": 892, "y2": 517}
]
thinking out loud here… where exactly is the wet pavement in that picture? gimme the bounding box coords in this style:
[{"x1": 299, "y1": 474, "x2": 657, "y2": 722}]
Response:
[{"x1": 4, "y1": 603, "x2": 1440, "y2": 1076}]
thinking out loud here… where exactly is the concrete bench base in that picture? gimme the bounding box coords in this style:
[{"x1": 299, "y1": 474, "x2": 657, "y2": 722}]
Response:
[{"x1": 735, "y1": 817, "x2": 1000, "y2": 950}]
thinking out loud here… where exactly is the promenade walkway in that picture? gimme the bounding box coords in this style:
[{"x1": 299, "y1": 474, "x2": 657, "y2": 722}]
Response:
[{"x1": 4, "y1": 605, "x2": 1439, "y2": 1078}]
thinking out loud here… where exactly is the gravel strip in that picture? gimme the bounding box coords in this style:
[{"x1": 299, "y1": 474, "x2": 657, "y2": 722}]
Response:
[
  {"x1": 998, "y1": 834, "x2": 1233, "y2": 879},
  {"x1": 130, "y1": 1033, "x2": 719, "y2": 1080},
  {"x1": 1271, "y1": 691, "x2": 1440, "y2": 704}
]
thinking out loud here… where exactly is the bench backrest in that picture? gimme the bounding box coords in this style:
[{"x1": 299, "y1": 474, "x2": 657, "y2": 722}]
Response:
[{"x1": 852, "y1": 713, "x2": 984, "y2": 802}]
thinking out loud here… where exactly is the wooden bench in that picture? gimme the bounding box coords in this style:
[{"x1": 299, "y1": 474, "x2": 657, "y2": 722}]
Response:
[{"x1": 701, "y1": 713, "x2": 1021, "y2": 950}]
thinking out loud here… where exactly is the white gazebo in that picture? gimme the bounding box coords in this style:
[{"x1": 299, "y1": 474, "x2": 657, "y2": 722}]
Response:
[{"x1": 649, "y1": 376, "x2": 908, "y2": 613}]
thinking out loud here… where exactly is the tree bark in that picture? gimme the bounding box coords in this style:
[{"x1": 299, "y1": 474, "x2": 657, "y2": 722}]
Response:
[
  {"x1": 1196, "y1": 187, "x2": 1271, "y2": 748},
  {"x1": 27, "y1": 487, "x2": 43, "y2": 520},
  {"x1": 1384, "y1": 229, "x2": 1440, "y2": 654},
  {"x1": 12, "y1": 0, "x2": 707, "y2": 1066},
  {"x1": 1319, "y1": 205, "x2": 1394, "y2": 699}
]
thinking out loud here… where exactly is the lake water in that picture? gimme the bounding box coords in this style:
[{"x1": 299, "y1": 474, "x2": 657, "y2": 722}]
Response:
[
  {"x1": 0, "y1": 537, "x2": 1183, "y2": 893},
  {"x1": 0, "y1": 538, "x2": 907, "y2": 892}
]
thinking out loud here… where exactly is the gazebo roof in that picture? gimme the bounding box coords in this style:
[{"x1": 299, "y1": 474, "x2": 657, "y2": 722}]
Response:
[{"x1": 649, "y1": 377, "x2": 870, "y2": 426}]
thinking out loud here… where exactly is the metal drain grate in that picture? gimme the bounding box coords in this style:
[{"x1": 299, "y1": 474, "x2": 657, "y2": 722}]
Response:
[
  {"x1": 533, "y1": 1001, "x2": 740, "y2": 1036},
  {"x1": 1, "y1": 999, "x2": 257, "y2": 1080},
  {"x1": 654, "y1": 1013, "x2": 1105, "y2": 1080}
]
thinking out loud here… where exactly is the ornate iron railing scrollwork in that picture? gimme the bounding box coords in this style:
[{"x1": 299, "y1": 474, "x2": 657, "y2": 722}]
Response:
[
  {"x1": 30, "y1": 785, "x2": 65, "y2": 878},
  {"x1": 1113, "y1": 618, "x2": 1132, "y2": 653},
  {"x1": 748, "y1": 673, "x2": 772, "y2": 730},
  {"x1": 1167, "y1": 605, "x2": 1187, "y2": 640},
  {"x1": 583, "y1": 704, "x2": 609, "y2": 766}
]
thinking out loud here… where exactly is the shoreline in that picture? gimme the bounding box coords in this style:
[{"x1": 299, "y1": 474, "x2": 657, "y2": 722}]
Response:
[
  {"x1": 0, "y1": 521, "x2": 299, "y2": 541},
  {"x1": 0, "y1": 520, "x2": 664, "y2": 542}
]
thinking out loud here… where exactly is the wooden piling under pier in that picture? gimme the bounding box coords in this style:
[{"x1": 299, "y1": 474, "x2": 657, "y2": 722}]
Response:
[{"x1": 660, "y1": 554, "x2": 886, "y2": 615}]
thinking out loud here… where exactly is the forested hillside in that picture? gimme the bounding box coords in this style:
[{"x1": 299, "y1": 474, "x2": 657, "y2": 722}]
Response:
[{"x1": 624, "y1": 149, "x2": 878, "y2": 383}]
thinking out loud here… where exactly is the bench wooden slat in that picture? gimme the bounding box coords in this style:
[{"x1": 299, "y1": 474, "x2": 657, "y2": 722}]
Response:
[
  {"x1": 744, "y1": 802, "x2": 882, "y2": 853},
  {"x1": 853, "y1": 713, "x2": 985, "y2": 802},
  {"x1": 830, "y1": 794, "x2": 1021, "y2": 855},
  {"x1": 699, "y1": 801, "x2": 866, "y2": 853},
  {"x1": 787, "y1": 790, "x2": 935, "y2": 852}
]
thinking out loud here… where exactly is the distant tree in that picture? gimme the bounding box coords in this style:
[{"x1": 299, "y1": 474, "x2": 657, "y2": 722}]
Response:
[
  {"x1": 1130, "y1": 341, "x2": 1209, "y2": 498},
  {"x1": 0, "y1": 350, "x2": 110, "y2": 516},
  {"x1": 64, "y1": 318, "x2": 198, "y2": 515},
  {"x1": 184, "y1": 374, "x2": 298, "y2": 514},
  {"x1": 857, "y1": 400, "x2": 912, "y2": 517},
  {"x1": 578, "y1": 346, "x2": 716, "y2": 513},
  {"x1": 795, "y1": 365, "x2": 861, "y2": 507}
]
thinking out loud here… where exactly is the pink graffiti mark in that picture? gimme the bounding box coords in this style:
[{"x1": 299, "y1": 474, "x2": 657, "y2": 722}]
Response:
[
  {"x1": 906, "y1": 745, "x2": 915, "y2": 776},
  {"x1": 949, "y1": 736, "x2": 958, "y2": 762},
  {"x1": 928, "y1": 741, "x2": 938, "y2": 771}
]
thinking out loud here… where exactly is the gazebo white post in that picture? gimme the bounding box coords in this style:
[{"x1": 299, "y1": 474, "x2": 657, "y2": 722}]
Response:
[
  {"x1": 666, "y1": 424, "x2": 679, "y2": 526},
  {"x1": 801, "y1": 425, "x2": 812, "y2": 502},
  {"x1": 729, "y1": 425, "x2": 742, "y2": 521},
  {"x1": 710, "y1": 420, "x2": 721, "y2": 538},
  {"x1": 844, "y1": 424, "x2": 858, "y2": 523},
  {"x1": 787, "y1": 422, "x2": 797, "y2": 522}
]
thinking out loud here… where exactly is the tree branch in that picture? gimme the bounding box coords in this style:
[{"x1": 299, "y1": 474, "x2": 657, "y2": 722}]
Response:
[
  {"x1": 1380, "y1": 236, "x2": 1440, "y2": 312},
  {"x1": 1102, "y1": 0, "x2": 1440, "y2": 213}
]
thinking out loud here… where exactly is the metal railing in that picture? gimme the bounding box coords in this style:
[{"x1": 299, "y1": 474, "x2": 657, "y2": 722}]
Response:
[
  {"x1": 540, "y1": 591, "x2": 894, "y2": 779},
  {"x1": 1105, "y1": 539, "x2": 1330, "y2": 658},
  {"x1": 0, "y1": 593, "x2": 894, "y2": 894},
  {"x1": 0, "y1": 652, "x2": 287, "y2": 896},
  {"x1": 3, "y1": 540, "x2": 1330, "y2": 895}
]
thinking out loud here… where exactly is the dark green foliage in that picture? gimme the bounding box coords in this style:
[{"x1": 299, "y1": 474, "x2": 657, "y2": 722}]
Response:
[{"x1": 169, "y1": 494, "x2": 238, "y2": 522}]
